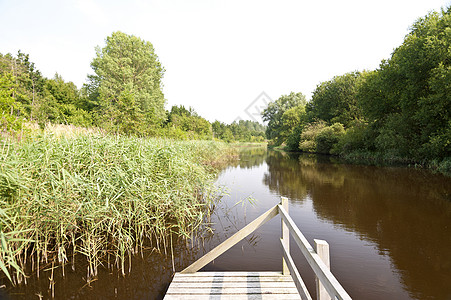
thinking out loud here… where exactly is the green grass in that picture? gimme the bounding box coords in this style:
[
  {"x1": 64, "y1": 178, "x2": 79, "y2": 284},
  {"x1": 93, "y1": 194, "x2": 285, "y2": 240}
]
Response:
[{"x1": 0, "y1": 130, "x2": 234, "y2": 284}]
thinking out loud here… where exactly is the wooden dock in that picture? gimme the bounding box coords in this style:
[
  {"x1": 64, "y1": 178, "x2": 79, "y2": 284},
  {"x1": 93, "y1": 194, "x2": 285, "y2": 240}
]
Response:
[
  {"x1": 163, "y1": 197, "x2": 352, "y2": 300},
  {"x1": 164, "y1": 272, "x2": 302, "y2": 299}
]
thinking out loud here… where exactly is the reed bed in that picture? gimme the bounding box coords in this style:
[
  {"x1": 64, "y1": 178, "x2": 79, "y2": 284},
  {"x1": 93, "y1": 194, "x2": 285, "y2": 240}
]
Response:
[{"x1": 0, "y1": 131, "x2": 233, "y2": 285}]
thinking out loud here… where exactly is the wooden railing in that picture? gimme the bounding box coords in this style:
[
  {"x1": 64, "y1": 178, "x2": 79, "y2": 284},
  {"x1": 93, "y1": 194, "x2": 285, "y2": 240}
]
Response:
[{"x1": 181, "y1": 197, "x2": 352, "y2": 300}]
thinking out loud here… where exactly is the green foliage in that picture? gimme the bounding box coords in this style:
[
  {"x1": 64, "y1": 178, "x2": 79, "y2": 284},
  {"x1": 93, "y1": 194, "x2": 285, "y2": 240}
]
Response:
[
  {"x1": 0, "y1": 131, "x2": 234, "y2": 282},
  {"x1": 299, "y1": 121, "x2": 327, "y2": 153},
  {"x1": 166, "y1": 105, "x2": 212, "y2": 139},
  {"x1": 0, "y1": 73, "x2": 23, "y2": 131},
  {"x1": 316, "y1": 123, "x2": 345, "y2": 154},
  {"x1": 307, "y1": 72, "x2": 363, "y2": 127},
  {"x1": 212, "y1": 119, "x2": 265, "y2": 143},
  {"x1": 357, "y1": 8, "x2": 451, "y2": 160},
  {"x1": 0, "y1": 52, "x2": 92, "y2": 129},
  {"x1": 285, "y1": 125, "x2": 304, "y2": 151},
  {"x1": 333, "y1": 121, "x2": 372, "y2": 154},
  {"x1": 262, "y1": 92, "x2": 307, "y2": 145},
  {"x1": 298, "y1": 122, "x2": 344, "y2": 154},
  {"x1": 88, "y1": 31, "x2": 166, "y2": 135}
]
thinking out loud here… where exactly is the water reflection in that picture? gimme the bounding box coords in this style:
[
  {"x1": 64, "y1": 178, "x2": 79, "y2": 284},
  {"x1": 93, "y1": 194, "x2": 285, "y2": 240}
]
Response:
[
  {"x1": 227, "y1": 147, "x2": 267, "y2": 169},
  {"x1": 263, "y1": 152, "x2": 347, "y2": 203},
  {"x1": 4, "y1": 148, "x2": 450, "y2": 299},
  {"x1": 262, "y1": 152, "x2": 451, "y2": 299}
]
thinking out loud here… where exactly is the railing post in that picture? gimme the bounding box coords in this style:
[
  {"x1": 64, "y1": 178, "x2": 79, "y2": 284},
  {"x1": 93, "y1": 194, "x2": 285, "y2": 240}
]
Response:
[
  {"x1": 281, "y1": 197, "x2": 289, "y2": 275},
  {"x1": 315, "y1": 239, "x2": 331, "y2": 300}
]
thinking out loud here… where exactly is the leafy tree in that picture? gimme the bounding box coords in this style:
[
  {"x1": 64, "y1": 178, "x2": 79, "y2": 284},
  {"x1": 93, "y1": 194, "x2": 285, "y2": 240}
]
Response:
[
  {"x1": 40, "y1": 74, "x2": 92, "y2": 126},
  {"x1": 298, "y1": 121, "x2": 345, "y2": 154},
  {"x1": 262, "y1": 92, "x2": 306, "y2": 145},
  {"x1": 212, "y1": 120, "x2": 225, "y2": 139},
  {"x1": 299, "y1": 121, "x2": 327, "y2": 153},
  {"x1": 166, "y1": 105, "x2": 212, "y2": 139},
  {"x1": 316, "y1": 123, "x2": 345, "y2": 154},
  {"x1": 282, "y1": 104, "x2": 307, "y2": 150},
  {"x1": 0, "y1": 72, "x2": 22, "y2": 131},
  {"x1": 307, "y1": 72, "x2": 363, "y2": 127},
  {"x1": 88, "y1": 31, "x2": 166, "y2": 134},
  {"x1": 357, "y1": 8, "x2": 451, "y2": 159}
]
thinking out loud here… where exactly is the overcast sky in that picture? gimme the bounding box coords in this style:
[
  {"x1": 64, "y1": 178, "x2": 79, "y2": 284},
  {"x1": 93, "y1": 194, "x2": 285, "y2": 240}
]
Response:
[{"x1": 1, "y1": 0, "x2": 450, "y2": 123}]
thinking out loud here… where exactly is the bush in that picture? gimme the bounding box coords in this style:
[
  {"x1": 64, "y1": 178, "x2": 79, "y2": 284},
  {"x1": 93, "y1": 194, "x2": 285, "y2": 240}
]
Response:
[
  {"x1": 285, "y1": 125, "x2": 303, "y2": 151},
  {"x1": 316, "y1": 123, "x2": 345, "y2": 154},
  {"x1": 299, "y1": 121, "x2": 344, "y2": 154},
  {"x1": 332, "y1": 121, "x2": 371, "y2": 155},
  {"x1": 299, "y1": 121, "x2": 326, "y2": 152}
]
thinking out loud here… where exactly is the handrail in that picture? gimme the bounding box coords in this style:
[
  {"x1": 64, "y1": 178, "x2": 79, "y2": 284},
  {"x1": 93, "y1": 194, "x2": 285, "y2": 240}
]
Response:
[
  {"x1": 181, "y1": 204, "x2": 279, "y2": 273},
  {"x1": 180, "y1": 197, "x2": 352, "y2": 300},
  {"x1": 278, "y1": 204, "x2": 352, "y2": 300}
]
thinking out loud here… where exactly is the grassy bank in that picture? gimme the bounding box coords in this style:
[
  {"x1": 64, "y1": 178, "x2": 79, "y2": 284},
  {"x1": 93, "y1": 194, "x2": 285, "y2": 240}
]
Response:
[
  {"x1": 339, "y1": 151, "x2": 451, "y2": 177},
  {"x1": 0, "y1": 128, "x2": 234, "y2": 284}
]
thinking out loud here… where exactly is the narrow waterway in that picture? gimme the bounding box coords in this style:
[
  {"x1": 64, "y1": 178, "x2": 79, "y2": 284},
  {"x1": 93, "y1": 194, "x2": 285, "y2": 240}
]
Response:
[
  {"x1": 3, "y1": 148, "x2": 451, "y2": 299},
  {"x1": 203, "y1": 149, "x2": 451, "y2": 300}
]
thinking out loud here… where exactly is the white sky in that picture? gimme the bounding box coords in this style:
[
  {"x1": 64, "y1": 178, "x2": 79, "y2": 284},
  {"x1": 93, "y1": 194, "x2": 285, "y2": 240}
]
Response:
[{"x1": 1, "y1": 0, "x2": 450, "y2": 123}]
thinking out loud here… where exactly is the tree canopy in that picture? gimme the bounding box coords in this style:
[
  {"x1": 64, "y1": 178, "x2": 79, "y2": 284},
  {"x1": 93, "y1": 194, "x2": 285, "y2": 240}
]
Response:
[
  {"x1": 261, "y1": 7, "x2": 451, "y2": 173},
  {"x1": 357, "y1": 8, "x2": 451, "y2": 159},
  {"x1": 89, "y1": 31, "x2": 166, "y2": 134},
  {"x1": 262, "y1": 92, "x2": 307, "y2": 146},
  {"x1": 306, "y1": 72, "x2": 363, "y2": 127}
]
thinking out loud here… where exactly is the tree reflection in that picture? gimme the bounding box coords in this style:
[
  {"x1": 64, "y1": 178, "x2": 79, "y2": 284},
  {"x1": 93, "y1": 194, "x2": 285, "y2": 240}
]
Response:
[
  {"x1": 263, "y1": 151, "x2": 451, "y2": 299},
  {"x1": 225, "y1": 147, "x2": 268, "y2": 169}
]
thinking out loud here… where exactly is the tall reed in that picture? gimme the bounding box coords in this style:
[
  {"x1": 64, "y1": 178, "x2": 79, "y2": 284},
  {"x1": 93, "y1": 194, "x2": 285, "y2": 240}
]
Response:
[{"x1": 0, "y1": 130, "x2": 233, "y2": 284}]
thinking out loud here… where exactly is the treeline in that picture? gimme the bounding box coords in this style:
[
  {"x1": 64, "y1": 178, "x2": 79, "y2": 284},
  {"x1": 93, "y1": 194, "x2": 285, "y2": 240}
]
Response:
[
  {"x1": 263, "y1": 8, "x2": 451, "y2": 173},
  {"x1": 0, "y1": 31, "x2": 265, "y2": 143},
  {"x1": 212, "y1": 119, "x2": 265, "y2": 142}
]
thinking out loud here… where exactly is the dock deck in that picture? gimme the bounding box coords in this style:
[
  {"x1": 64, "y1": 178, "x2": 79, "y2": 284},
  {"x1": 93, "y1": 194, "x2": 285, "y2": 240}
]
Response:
[
  {"x1": 163, "y1": 198, "x2": 351, "y2": 300},
  {"x1": 163, "y1": 271, "x2": 301, "y2": 300}
]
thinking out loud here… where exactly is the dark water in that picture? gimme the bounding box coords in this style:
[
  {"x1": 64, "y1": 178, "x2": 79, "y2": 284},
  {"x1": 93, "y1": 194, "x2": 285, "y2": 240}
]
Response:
[
  {"x1": 205, "y1": 149, "x2": 451, "y2": 300},
  {"x1": 3, "y1": 148, "x2": 451, "y2": 299}
]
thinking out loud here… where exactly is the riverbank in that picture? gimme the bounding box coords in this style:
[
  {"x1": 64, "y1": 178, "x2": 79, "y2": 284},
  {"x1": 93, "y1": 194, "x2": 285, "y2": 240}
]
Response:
[
  {"x1": 267, "y1": 143, "x2": 451, "y2": 177},
  {"x1": 0, "y1": 126, "x2": 235, "y2": 286},
  {"x1": 337, "y1": 151, "x2": 451, "y2": 177}
]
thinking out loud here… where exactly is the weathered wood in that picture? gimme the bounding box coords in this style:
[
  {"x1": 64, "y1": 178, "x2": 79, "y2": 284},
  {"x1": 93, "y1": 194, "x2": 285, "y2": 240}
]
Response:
[
  {"x1": 174, "y1": 271, "x2": 289, "y2": 278},
  {"x1": 281, "y1": 196, "x2": 290, "y2": 275},
  {"x1": 181, "y1": 205, "x2": 279, "y2": 273},
  {"x1": 164, "y1": 272, "x2": 302, "y2": 300},
  {"x1": 165, "y1": 198, "x2": 351, "y2": 300},
  {"x1": 164, "y1": 295, "x2": 302, "y2": 300},
  {"x1": 278, "y1": 205, "x2": 352, "y2": 300},
  {"x1": 315, "y1": 239, "x2": 331, "y2": 300},
  {"x1": 166, "y1": 287, "x2": 299, "y2": 294},
  {"x1": 168, "y1": 281, "x2": 299, "y2": 288},
  {"x1": 280, "y1": 239, "x2": 313, "y2": 300}
]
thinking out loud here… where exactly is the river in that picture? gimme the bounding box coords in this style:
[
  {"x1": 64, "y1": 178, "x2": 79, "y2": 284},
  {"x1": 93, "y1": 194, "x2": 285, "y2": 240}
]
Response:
[
  {"x1": 204, "y1": 149, "x2": 451, "y2": 300},
  {"x1": 4, "y1": 148, "x2": 451, "y2": 299}
]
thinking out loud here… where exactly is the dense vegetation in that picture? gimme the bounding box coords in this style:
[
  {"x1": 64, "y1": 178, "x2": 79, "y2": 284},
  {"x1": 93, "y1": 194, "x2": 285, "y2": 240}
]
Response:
[
  {"x1": 0, "y1": 31, "x2": 265, "y2": 143},
  {"x1": 0, "y1": 30, "x2": 266, "y2": 286},
  {"x1": 0, "y1": 128, "x2": 235, "y2": 285},
  {"x1": 262, "y1": 8, "x2": 451, "y2": 175}
]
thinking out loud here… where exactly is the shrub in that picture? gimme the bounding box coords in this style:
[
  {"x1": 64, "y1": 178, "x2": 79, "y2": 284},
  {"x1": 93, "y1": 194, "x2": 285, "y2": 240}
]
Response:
[{"x1": 316, "y1": 123, "x2": 345, "y2": 154}]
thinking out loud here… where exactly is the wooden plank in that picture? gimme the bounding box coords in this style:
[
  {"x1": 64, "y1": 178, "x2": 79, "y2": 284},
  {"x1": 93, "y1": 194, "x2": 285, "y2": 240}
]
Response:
[
  {"x1": 168, "y1": 281, "x2": 297, "y2": 288},
  {"x1": 280, "y1": 239, "x2": 313, "y2": 300},
  {"x1": 172, "y1": 277, "x2": 293, "y2": 282},
  {"x1": 175, "y1": 271, "x2": 284, "y2": 277},
  {"x1": 164, "y1": 271, "x2": 302, "y2": 299},
  {"x1": 281, "y1": 196, "x2": 290, "y2": 275},
  {"x1": 164, "y1": 295, "x2": 302, "y2": 300},
  {"x1": 181, "y1": 205, "x2": 279, "y2": 273},
  {"x1": 278, "y1": 205, "x2": 352, "y2": 300},
  {"x1": 165, "y1": 287, "x2": 300, "y2": 294},
  {"x1": 315, "y1": 239, "x2": 331, "y2": 300},
  {"x1": 172, "y1": 276, "x2": 293, "y2": 282}
]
